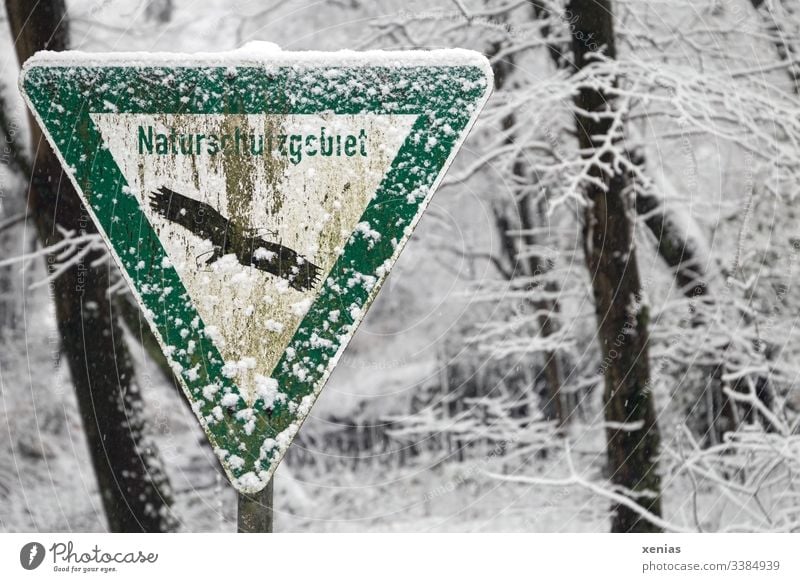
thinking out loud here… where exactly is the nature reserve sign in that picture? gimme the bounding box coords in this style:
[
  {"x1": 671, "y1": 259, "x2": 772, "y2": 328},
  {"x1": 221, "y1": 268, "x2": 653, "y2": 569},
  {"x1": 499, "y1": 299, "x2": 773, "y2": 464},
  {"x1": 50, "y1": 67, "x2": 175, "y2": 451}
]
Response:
[{"x1": 19, "y1": 45, "x2": 492, "y2": 492}]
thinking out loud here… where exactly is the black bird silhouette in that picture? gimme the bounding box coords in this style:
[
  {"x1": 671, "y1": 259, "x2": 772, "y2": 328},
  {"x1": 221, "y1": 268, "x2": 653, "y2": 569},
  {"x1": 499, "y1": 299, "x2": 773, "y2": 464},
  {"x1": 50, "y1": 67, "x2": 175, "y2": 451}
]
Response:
[{"x1": 148, "y1": 186, "x2": 321, "y2": 291}]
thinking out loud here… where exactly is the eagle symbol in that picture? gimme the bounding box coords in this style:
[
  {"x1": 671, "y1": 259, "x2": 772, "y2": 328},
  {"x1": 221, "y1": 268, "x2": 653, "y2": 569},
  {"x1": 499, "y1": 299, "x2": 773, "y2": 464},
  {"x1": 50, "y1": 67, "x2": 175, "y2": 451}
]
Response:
[{"x1": 148, "y1": 186, "x2": 321, "y2": 291}]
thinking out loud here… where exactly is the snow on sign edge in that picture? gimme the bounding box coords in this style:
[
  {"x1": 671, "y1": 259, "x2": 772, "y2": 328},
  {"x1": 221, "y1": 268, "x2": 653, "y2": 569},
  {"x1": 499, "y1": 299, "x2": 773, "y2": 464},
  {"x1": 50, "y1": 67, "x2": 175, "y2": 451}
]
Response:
[
  {"x1": 21, "y1": 42, "x2": 494, "y2": 71},
  {"x1": 17, "y1": 47, "x2": 493, "y2": 493}
]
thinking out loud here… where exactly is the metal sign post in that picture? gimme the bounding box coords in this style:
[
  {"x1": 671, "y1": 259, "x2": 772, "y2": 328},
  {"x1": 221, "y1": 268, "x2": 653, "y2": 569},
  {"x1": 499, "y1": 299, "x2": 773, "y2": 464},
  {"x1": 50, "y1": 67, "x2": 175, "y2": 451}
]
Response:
[{"x1": 237, "y1": 478, "x2": 273, "y2": 533}]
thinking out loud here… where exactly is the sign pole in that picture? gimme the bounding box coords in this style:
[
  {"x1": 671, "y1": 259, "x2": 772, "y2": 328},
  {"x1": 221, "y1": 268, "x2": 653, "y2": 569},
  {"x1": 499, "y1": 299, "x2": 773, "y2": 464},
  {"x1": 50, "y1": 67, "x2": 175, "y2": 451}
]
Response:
[{"x1": 237, "y1": 478, "x2": 274, "y2": 533}]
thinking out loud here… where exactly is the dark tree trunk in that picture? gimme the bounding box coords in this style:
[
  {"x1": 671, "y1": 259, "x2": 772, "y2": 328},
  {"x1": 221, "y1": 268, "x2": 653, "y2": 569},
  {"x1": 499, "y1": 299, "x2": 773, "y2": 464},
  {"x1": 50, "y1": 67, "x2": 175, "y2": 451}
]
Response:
[
  {"x1": 567, "y1": 0, "x2": 663, "y2": 532},
  {"x1": 748, "y1": 0, "x2": 800, "y2": 93},
  {"x1": 115, "y1": 289, "x2": 181, "y2": 390},
  {"x1": 530, "y1": 1, "x2": 758, "y2": 445},
  {"x1": 0, "y1": 176, "x2": 27, "y2": 335},
  {"x1": 529, "y1": 1, "x2": 709, "y2": 296},
  {"x1": 145, "y1": 0, "x2": 173, "y2": 23},
  {"x1": 490, "y1": 40, "x2": 568, "y2": 426},
  {"x1": 5, "y1": 0, "x2": 177, "y2": 532},
  {"x1": 0, "y1": 38, "x2": 33, "y2": 336}
]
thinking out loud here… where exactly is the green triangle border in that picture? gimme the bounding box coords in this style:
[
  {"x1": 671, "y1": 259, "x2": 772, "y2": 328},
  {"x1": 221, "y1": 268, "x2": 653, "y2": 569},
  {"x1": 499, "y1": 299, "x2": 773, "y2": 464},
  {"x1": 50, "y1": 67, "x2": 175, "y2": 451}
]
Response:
[{"x1": 20, "y1": 50, "x2": 492, "y2": 492}]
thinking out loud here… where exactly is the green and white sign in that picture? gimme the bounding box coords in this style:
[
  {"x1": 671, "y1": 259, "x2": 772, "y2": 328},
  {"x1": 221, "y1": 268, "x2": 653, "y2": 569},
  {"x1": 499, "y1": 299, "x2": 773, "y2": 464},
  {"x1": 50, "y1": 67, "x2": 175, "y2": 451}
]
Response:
[{"x1": 19, "y1": 46, "x2": 492, "y2": 492}]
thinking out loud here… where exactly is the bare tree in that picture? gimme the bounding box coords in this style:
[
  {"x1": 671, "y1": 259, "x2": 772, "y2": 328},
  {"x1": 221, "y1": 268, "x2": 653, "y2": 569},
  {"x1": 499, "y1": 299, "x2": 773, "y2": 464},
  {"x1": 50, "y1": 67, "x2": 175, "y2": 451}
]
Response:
[
  {"x1": 0, "y1": 82, "x2": 30, "y2": 335},
  {"x1": 567, "y1": 0, "x2": 662, "y2": 532},
  {"x1": 748, "y1": 0, "x2": 800, "y2": 93},
  {"x1": 144, "y1": 0, "x2": 173, "y2": 23},
  {"x1": 4, "y1": 0, "x2": 177, "y2": 532},
  {"x1": 488, "y1": 38, "x2": 568, "y2": 426}
]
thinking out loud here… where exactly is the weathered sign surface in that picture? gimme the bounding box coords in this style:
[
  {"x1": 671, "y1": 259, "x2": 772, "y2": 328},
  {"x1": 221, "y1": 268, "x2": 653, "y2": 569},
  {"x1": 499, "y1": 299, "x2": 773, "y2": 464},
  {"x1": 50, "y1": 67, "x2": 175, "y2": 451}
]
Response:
[{"x1": 19, "y1": 46, "x2": 492, "y2": 492}]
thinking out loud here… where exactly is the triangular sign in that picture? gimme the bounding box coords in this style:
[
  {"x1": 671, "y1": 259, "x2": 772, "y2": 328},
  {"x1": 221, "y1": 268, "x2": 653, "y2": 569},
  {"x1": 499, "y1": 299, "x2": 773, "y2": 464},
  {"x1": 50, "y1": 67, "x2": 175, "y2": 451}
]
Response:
[{"x1": 20, "y1": 46, "x2": 492, "y2": 493}]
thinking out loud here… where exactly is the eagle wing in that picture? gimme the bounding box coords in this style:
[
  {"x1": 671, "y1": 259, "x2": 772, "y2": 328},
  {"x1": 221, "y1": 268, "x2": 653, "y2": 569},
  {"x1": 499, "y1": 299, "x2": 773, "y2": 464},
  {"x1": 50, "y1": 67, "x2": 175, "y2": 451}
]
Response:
[
  {"x1": 148, "y1": 186, "x2": 230, "y2": 244},
  {"x1": 149, "y1": 186, "x2": 322, "y2": 290},
  {"x1": 249, "y1": 238, "x2": 322, "y2": 291}
]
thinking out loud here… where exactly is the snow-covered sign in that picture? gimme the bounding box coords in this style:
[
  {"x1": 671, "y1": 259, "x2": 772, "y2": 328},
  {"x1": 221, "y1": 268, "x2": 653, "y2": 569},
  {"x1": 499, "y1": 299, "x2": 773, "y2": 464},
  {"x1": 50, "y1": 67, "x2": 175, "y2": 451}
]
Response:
[{"x1": 19, "y1": 45, "x2": 492, "y2": 493}]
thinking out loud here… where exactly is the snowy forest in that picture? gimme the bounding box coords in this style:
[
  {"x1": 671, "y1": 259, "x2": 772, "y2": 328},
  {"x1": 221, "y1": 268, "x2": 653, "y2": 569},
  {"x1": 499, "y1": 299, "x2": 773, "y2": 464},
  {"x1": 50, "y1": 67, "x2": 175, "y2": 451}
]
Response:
[{"x1": 2, "y1": 0, "x2": 800, "y2": 533}]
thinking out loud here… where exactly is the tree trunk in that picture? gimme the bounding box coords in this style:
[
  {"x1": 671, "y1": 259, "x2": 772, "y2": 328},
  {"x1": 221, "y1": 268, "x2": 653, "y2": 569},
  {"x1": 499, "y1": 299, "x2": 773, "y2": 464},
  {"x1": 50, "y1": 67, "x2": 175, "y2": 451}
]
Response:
[
  {"x1": 529, "y1": 2, "x2": 709, "y2": 296},
  {"x1": 145, "y1": 0, "x2": 173, "y2": 23},
  {"x1": 115, "y1": 289, "x2": 181, "y2": 390},
  {"x1": 0, "y1": 191, "x2": 26, "y2": 335},
  {"x1": 530, "y1": 1, "x2": 757, "y2": 445},
  {"x1": 5, "y1": 0, "x2": 177, "y2": 532},
  {"x1": 748, "y1": 0, "x2": 800, "y2": 93},
  {"x1": 0, "y1": 85, "x2": 31, "y2": 335},
  {"x1": 490, "y1": 40, "x2": 568, "y2": 426},
  {"x1": 567, "y1": 0, "x2": 663, "y2": 532}
]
